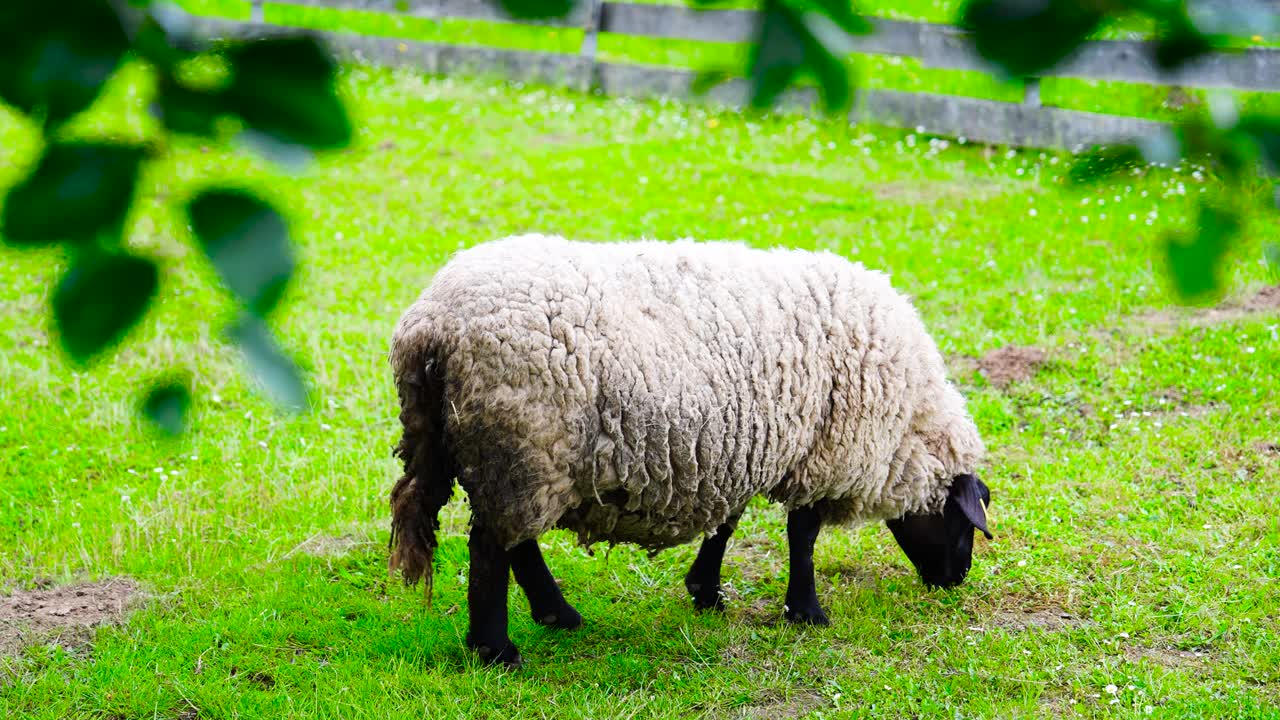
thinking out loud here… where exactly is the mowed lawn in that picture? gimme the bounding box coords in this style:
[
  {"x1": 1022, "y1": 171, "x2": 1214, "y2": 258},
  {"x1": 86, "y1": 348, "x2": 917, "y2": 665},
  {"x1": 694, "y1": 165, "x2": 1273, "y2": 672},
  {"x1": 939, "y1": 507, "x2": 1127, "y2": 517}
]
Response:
[{"x1": 1, "y1": 60, "x2": 1279, "y2": 718}]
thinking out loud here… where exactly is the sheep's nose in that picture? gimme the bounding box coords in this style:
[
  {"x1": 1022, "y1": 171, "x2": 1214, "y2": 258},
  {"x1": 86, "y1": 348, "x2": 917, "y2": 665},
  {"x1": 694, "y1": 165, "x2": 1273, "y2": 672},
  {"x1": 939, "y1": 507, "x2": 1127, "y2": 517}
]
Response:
[{"x1": 921, "y1": 564, "x2": 967, "y2": 589}]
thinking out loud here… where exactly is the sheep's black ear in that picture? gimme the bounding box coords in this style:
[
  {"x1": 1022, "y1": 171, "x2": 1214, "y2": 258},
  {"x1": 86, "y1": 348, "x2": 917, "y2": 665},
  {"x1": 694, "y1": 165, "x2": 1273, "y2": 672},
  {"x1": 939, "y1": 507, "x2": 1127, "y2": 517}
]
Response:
[{"x1": 951, "y1": 474, "x2": 992, "y2": 540}]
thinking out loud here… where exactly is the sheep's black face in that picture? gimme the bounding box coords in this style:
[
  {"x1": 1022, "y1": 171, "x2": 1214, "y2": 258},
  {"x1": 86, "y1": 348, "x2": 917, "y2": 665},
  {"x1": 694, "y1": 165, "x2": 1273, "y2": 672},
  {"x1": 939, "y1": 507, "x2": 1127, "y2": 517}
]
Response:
[{"x1": 886, "y1": 474, "x2": 991, "y2": 589}]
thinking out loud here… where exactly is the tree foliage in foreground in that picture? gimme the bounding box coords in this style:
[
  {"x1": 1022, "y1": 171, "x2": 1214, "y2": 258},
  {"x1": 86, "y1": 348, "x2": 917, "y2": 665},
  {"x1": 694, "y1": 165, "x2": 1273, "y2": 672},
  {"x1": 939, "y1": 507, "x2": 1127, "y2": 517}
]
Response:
[
  {"x1": 1, "y1": 0, "x2": 1277, "y2": 433},
  {"x1": 0, "y1": 0, "x2": 350, "y2": 433}
]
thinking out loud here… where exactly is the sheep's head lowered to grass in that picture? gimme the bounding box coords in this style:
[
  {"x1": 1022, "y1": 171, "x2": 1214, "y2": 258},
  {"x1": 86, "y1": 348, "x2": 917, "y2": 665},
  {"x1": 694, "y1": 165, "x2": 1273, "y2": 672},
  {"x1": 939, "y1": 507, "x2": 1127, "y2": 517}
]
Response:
[{"x1": 887, "y1": 473, "x2": 993, "y2": 589}]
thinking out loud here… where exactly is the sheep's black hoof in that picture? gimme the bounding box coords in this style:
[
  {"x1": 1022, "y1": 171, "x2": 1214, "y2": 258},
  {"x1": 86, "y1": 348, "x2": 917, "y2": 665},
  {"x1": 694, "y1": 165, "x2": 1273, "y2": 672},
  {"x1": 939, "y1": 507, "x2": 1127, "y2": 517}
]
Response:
[
  {"x1": 467, "y1": 638, "x2": 524, "y2": 669},
  {"x1": 685, "y1": 576, "x2": 726, "y2": 612},
  {"x1": 688, "y1": 586, "x2": 726, "y2": 612},
  {"x1": 784, "y1": 604, "x2": 830, "y2": 626},
  {"x1": 534, "y1": 604, "x2": 583, "y2": 630}
]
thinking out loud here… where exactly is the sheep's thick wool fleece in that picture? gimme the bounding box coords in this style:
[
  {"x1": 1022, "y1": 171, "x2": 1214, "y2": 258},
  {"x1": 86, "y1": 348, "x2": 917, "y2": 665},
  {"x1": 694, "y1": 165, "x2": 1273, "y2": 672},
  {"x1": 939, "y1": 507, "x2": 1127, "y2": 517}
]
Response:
[{"x1": 392, "y1": 235, "x2": 983, "y2": 550}]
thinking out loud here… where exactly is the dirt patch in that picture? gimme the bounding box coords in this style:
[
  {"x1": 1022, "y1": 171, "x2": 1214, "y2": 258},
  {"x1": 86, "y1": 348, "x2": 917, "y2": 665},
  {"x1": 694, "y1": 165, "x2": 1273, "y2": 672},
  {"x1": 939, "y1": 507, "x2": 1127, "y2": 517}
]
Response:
[
  {"x1": 978, "y1": 346, "x2": 1048, "y2": 388},
  {"x1": 1253, "y1": 441, "x2": 1280, "y2": 455},
  {"x1": 1125, "y1": 646, "x2": 1207, "y2": 668},
  {"x1": 231, "y1": 667, "x2": 278, "y2": 689},
  {"x1": 739, "y1": 690, "x2": 827, "y2": 719},
  {"x1": 1244, "y1": 285, "x2": 1280, "y2": 312},
  {"x1": 287, "y1": 534, "x2": 370, "y2": 559},
  {"x1": 1133, "y1": 284, "x2": 1280, "y2": 331},
  {"x1": 0, "y1": 577, "x2": 141, "y2": 654},
  {"x1": 989, "y1": 605, "x2": 1088, "y2": 632},
  {"x1": 739, "y1": 598, "x2": 785, "y2": 627}
]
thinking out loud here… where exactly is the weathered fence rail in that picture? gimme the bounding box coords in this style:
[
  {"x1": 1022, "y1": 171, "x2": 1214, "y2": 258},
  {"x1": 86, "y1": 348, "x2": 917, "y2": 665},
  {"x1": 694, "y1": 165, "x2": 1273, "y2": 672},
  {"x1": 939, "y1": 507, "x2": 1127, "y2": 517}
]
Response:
[{"x1": 192, "y1": 0, "x2": 1279, "y2": 149}]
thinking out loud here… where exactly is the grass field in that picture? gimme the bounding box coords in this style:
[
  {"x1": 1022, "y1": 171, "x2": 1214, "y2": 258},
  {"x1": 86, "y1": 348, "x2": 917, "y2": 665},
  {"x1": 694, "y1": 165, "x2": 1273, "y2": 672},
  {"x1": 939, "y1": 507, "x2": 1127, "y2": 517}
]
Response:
[{"x1": 2, "y1": 28, "x2": 1280, "y2": 720}]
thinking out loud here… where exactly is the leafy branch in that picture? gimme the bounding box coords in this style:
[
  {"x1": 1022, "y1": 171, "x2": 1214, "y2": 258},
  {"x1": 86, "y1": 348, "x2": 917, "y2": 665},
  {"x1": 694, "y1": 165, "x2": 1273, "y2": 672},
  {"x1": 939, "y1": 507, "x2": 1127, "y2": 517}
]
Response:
[
  {"x1": 959, "y1": 0, "x2": 1280, "y2": 302},
  {"x1": 0, "y1": 0, "x2": 351, "y2": 434}
]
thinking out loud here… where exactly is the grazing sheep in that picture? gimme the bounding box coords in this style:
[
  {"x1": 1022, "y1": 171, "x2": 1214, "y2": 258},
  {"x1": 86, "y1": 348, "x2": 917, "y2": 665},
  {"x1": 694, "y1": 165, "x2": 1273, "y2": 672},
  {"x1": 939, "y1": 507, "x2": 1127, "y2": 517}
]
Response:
[{"x1": 390, "y1": 234, "x2": 991, "y2": 667}]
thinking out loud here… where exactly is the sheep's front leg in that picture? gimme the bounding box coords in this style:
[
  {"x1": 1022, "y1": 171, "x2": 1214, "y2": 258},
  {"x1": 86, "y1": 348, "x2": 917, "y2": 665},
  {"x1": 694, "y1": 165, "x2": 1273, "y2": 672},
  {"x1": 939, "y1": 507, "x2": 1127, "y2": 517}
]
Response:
[
  {"x1": 510, "y1": 538, "x2": 583, "y2": 629},
  {"x1": 684, "y1": 514, "x2": 741, "y2": 611},
  {"x1": 784, "y1": 505, "x2": 829, "y2": 625},
  {"x1": 465, "y1": 525, "x2": 523, "y2": 667}
]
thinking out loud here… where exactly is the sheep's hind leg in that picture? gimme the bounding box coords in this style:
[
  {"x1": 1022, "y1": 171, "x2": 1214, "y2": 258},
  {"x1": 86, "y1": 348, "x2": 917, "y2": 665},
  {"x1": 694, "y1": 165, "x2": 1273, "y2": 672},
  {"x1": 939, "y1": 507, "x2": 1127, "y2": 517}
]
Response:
[
  {"x1": 465, "y1": 525, "x2": 523, "y2": 667},
  {"x1": 783, "y1": 505, "x2": 829, "y2": 626},
  {"x1": 510, "y1": 539, "x2": 583, "y2": 630},
  {"x1": 684, "y1": 514, "x2": 741, "y2": 611}
]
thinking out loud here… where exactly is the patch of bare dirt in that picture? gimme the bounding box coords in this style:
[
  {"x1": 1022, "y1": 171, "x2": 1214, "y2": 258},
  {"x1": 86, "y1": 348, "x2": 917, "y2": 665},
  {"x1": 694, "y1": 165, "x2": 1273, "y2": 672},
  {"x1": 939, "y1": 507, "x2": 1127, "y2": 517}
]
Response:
[
  {"x1": 978, "y1": 346, "x2": 1048, "y2": 388},
  {"x1": 989, "y1": 605, "x2": 1088, "y2": 632},
  {"x1": 1132, "y1": 284, "x2": 1280, "y2": 331},
  {"x1": 1245, "y1": 285, "x2": 1280, "y2": 311},
  {"x1": 739, "y1": 598, "x2": 785, "y2": 627},
  {"x1": 739, "y1": 690, "x2": 827, "y2": 719},
  {"x1": 1253, "y1": 441, "x2": 1280, "y2": 455},
  {"x1": 1124, "y1": 646, "x2": 1207, "y2": 668},
  {"x1": 0, "y1": 577, "x2": 141, "y2": 654},
  {"x1": 230, "y1": 666, "x2": 277, "y2": 689}
]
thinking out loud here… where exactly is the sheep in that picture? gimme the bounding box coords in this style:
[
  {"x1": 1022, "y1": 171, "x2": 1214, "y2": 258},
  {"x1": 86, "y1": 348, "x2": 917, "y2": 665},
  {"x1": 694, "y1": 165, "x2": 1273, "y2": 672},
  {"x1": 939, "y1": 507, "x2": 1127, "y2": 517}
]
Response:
[{"x1": 389, "y1": 234, "x2": 991, "y2": 667}]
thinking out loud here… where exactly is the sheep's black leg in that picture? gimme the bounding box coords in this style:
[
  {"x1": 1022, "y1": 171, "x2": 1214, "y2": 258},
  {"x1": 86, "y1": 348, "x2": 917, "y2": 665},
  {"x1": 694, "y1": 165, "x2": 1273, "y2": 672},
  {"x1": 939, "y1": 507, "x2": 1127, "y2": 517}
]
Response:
[
  {"x1": 510, "y1": 538, "x2": 583, "y2": 630},
  {"x1": 784, "y1": 505, "x2": 829, "y2": 626},
  {"x1": 465, "y1": 525, "x2": 522, "y2": 668},
  {"x1": 684, "y1": 514, "x2": 741, "y2": 611}
]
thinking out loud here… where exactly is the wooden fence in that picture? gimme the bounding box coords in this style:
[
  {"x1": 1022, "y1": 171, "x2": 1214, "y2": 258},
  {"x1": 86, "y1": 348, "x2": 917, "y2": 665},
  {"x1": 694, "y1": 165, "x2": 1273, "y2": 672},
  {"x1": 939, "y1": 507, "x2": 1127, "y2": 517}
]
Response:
[{"x1": 180, "y1": 0, "x2": 1280, "y2": 149}]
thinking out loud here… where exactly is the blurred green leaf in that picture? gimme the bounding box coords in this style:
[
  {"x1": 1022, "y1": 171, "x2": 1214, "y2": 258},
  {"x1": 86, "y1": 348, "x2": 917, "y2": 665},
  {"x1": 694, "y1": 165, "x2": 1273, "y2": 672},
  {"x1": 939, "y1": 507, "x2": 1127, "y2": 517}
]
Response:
[
  {"x1": 53, "y1": 251, "x2": 159, "y2": 364},
  {"x1": 1238, "y1": 115, "x2": 1280, "y2": 175},
  {"x1": 960, "y1": 0, "x2": 1103, "y2": 79},
  {"x1": 188, "y1": 189, "x2": 293, "y2": 315},
  {"x1": 143, "y1": 380, "x2": 191, "y2": 436},
  {"x1": 226, "y1": 315, "x2": 308, "y2": 412},
  {"x1": 1177, "y1": 120, "x2": 1252, "y2": 179},
  {"x1": 1165, "y1": 203, "x2": 1239, "y2": 303},
  {"x1": 156, "y1": 75, "x2": 225, "y2": 137},
  {"x1": 132, "y1": 14, "x2": 198, "y2": 71},
  {"x1": 691, "y1": 70, "x2": 737, "y2": 97},
  {"x1": 749, "y1": 0, "x2": 867, "y2": 112},
  {"x1": 495, "y1": 0, "x2": 574, "y2": 20},
  {"x1": 0, "y1": 1, "x2": 131, "y2": 127},
  {"x1": 2, "y1": 143, "x2": 146, "y2": 247},
  {"x1": 750, "y1": 0, "x2": 807, "y2": 110},
  {"x1": 1069, "y1": 145, "x2": 1144, "y2": 184},
  {"x1": 221, "y1": 36, "x2": 352, "y2": 150},
  {"x1": 806, "y1": 0, "x2": 871, "y2": 37},
  {"x1": 1153, "y1": 19, "x2": 1212, "y2": 70}
]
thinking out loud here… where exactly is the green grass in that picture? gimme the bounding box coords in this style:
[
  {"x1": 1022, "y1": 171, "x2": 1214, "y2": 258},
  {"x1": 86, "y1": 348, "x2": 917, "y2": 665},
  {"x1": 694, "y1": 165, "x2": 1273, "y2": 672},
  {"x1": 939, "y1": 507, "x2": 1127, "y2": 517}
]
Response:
[{"x1": 2, "y1": 53, "x2": 1280, "y2": 719}]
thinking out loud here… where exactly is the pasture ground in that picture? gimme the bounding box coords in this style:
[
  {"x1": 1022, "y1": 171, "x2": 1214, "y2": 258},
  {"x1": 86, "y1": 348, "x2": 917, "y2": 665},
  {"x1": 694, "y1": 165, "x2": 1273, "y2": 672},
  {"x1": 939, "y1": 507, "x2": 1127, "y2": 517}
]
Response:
[{"x1": 1, "y1": 54, "x2": 1279, "y2": 718}]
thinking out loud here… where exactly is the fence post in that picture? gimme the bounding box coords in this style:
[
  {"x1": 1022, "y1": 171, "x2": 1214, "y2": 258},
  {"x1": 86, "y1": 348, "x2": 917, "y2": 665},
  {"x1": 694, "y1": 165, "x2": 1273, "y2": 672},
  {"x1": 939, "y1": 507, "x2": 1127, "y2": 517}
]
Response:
[
  {"x1": 1023, "y1": 78, "x2": 1041, "y2": 107},
  {"x1": 579, "y1": 0, "x2": 604, "y2": 93},
  {"x1": 249, "y1": 0, "x2": 265, "y2": 23}
]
